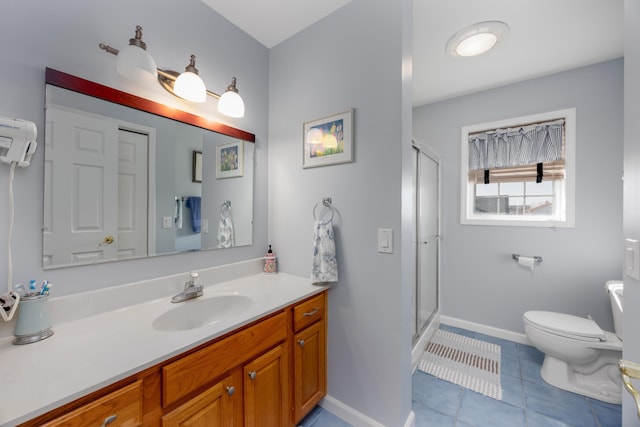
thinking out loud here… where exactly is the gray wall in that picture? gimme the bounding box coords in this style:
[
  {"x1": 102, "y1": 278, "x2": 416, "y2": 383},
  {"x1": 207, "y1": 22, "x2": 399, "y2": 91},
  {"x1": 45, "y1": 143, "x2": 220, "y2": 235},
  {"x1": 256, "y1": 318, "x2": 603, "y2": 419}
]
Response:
[
  {"x1": 623, "y1": 1, "x2": 640, "y2": 425},
  {"x1": 414, "y1": 59, "x2": 624, "y2": 334},
  {"x1": 173, "y1": 123, "x2": 202, "y2": 252},
  {"x1": 268, "y1": 0, "x2": 413, "y2": 425},
  {"x1": 0, "y1": 0, "x2": 269, "y2": 297}
]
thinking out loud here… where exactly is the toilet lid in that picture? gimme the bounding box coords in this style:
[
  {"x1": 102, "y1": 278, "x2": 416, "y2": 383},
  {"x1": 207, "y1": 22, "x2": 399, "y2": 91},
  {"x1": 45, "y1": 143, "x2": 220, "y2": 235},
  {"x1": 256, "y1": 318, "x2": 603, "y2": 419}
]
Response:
[{"x1": 524, "y1": 311, "x2": 606, "y2": 341}]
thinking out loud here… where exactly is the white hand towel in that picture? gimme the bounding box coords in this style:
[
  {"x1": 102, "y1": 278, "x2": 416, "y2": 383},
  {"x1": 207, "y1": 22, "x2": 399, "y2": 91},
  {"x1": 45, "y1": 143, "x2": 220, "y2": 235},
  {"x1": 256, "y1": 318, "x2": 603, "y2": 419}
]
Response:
[
  {"x1": 175, "y1": 198, "x2": 183, "y2": 229},
  {"x1": 217, "y1": 216, "x2": 235, "y2": 248},
  {"x1": 311, "y1": 220, "x2": 338, "y2": 284}
]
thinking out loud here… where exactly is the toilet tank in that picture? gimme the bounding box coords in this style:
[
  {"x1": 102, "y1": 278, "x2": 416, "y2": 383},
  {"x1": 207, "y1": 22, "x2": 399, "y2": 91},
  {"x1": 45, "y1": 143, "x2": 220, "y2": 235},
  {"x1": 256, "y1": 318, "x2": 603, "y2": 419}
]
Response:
[{"x1": 606, "y1": 280, "x2": 623, "y2": 340}]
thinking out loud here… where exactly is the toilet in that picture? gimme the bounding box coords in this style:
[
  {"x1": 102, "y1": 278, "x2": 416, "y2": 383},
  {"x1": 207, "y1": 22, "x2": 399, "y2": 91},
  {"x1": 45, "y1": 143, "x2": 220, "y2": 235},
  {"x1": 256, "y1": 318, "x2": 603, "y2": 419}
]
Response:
[{"x1": 523, "y1": 281, "x2": 624, "y2": 404}]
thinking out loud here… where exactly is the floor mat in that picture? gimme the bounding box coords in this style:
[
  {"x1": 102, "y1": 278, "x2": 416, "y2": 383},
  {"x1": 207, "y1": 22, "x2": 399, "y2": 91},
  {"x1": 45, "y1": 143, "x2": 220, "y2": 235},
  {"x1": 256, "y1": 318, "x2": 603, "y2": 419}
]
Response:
[{"x1": 417, "y1": 329, "x2": 502, "y2": 400}]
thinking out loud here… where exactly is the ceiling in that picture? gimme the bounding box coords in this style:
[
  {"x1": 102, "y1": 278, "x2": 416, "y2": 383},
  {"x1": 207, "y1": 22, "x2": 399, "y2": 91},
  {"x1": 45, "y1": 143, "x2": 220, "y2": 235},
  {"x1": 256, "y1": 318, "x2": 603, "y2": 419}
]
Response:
[{"x1": 202, "y1": 0, "x2": 624, "y2": 107}]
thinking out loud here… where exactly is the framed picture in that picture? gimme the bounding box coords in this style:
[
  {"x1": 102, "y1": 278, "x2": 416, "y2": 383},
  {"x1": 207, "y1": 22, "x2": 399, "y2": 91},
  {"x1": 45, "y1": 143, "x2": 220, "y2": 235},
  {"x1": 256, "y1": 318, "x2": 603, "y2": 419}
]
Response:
[
  {"x1": 192, "y1": 150, "x2": 202, "y2": 183},
  {"x1": 216, "y1": 140, "x2": 244, "y2": 179},
  {"x1": 303, "y1": 109, "x2": 353, "y2": 168}
]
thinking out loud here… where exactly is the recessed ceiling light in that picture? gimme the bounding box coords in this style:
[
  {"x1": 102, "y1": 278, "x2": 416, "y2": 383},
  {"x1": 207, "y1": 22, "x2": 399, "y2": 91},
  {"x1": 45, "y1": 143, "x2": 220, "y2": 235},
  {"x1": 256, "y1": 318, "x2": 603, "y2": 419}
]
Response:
[{"x1": 446, "y1": 21, "x2": 509, "y2": 57}]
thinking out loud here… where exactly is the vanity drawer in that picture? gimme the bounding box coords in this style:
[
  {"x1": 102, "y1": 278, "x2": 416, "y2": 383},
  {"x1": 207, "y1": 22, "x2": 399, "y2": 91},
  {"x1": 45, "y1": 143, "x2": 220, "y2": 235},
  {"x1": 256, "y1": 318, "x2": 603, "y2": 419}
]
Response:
[
  {"x1": 39, "y1": 380, "x2": 142, "y2": 427},
  {"x1": 162, "y1": 311, "x2": 287, "y2": 407},
  {"x1": 293, "y1": 293, "x2": 325, "y2": 332}
]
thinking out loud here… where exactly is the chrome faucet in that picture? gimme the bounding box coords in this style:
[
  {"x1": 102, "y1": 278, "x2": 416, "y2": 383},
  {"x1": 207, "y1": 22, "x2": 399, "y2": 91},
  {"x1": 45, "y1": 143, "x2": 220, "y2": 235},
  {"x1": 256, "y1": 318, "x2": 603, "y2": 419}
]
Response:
[{"x1": 171, "y1": 272, "x2": 204, "y2": 303}]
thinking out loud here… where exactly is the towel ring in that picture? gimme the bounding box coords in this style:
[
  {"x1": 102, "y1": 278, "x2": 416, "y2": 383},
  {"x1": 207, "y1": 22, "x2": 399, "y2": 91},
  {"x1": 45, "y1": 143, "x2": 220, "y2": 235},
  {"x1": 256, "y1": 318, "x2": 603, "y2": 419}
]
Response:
[
  {"x1": 220, "y1": 201, "x2": 231, "y2": 218},
  {"x1": 313, "y1": 198, "x2": 334, "y2": 222}
]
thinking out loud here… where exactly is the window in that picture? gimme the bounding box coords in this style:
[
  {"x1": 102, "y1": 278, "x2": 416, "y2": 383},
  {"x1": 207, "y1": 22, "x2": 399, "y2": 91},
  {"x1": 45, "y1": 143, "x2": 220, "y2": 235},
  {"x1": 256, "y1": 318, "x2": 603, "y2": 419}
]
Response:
[{"x1": 460, "y1": 108, "x2": 575, "y2": 227}]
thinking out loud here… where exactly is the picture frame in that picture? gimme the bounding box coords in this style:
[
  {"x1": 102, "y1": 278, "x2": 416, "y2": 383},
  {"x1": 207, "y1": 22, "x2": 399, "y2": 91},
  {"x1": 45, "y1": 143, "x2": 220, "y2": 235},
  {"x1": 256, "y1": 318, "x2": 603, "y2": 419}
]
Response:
[
  {"x1": 216, "y1": 140, "x2": 244, "y2": 179},
  {"x1": 303, "y1": 109, "x2": 353, "y2": 168},
  {"x1": 192, "y1": 150, "x2": 202, "y2": 183}
]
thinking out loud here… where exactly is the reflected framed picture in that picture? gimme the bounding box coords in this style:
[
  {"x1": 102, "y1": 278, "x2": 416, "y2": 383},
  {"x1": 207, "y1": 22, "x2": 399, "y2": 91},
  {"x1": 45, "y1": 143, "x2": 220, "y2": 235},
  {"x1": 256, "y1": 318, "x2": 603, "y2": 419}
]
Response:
[
  {"x1": 216, "y1": 140, "x2": 244, "y2": 179},
  {"x1": 192, "y1": 150, "x2": 202, "y2": 183},
  {"x1": 303, "y1": 109, "x2": 353, "y2": 168}
]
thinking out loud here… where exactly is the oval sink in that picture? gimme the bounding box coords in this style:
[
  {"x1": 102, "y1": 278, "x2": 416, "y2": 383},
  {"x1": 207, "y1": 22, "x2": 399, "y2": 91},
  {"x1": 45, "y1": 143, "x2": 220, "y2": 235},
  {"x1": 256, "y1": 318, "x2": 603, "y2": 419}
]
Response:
[{"x1": 153, "y1": 295, "x2": 253, "y2": 332}]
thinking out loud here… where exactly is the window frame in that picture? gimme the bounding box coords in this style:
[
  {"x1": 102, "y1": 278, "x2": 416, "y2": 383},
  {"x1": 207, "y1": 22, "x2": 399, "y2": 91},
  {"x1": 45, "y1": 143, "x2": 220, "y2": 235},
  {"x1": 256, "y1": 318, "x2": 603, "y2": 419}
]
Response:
[{"x1": 460, "y1": 108, "x2": 576, "y2": 227}]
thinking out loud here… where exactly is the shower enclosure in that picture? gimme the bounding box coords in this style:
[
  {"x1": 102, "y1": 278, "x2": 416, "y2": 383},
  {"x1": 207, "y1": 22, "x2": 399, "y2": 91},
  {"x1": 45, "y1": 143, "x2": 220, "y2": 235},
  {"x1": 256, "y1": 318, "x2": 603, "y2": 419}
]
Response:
[{"x1": 411, "y1": 142, "x2": 440, "y2": 365}]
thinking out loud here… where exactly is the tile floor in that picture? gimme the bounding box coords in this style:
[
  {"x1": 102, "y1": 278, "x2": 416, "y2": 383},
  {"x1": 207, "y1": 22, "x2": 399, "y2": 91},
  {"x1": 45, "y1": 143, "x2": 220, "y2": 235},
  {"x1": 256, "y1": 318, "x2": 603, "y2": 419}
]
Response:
[{"x1": 300, "y1": 324, "x2": 622, "y2": 427}]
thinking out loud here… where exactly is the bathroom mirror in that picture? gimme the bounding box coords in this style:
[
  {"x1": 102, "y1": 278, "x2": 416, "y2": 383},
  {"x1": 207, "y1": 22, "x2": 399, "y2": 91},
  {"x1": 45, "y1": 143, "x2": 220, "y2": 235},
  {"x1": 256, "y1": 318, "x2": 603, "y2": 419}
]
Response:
[{"x1": 43, "y1": 68, "x2": 255, "y2": 269}]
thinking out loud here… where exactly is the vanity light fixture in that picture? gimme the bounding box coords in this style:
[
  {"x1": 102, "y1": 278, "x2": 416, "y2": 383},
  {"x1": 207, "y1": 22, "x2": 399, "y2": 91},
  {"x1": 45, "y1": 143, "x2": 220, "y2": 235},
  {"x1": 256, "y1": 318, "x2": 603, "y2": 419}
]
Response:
[
  {"x1": 112, "y1": 26, "x2": 157, "y2": 82},
  {"x1": 446, "y1": 21, "x2": 509, "y2": 57},
  {"x1": 172, "y1": 55, "x2": 207, "y2": 103},
  {"x1": 99, "y1": 25, "x2": 246, "y2": 118}
]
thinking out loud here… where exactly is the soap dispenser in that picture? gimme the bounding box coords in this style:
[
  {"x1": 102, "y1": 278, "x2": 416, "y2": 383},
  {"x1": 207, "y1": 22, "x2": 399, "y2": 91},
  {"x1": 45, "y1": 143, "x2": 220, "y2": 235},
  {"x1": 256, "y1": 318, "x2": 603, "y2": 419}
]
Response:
[{"x1": 264, "y1": 245, "x2": 277, "y2": 274}]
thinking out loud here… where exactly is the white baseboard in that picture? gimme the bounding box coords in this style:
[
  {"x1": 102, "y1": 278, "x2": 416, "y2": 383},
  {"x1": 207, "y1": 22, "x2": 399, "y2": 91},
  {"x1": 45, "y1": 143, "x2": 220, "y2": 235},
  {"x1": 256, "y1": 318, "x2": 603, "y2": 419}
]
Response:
[
  {"x1": 411, "y1": 314, "x2": 440, "y2": 372},
  {"x1": 403, "y1": 410, "x2": 416, "y2": 427},
  {"x1": 439, "y1": 315, "x2": 530, "y2": 345},
  {"x1": 319, "y1": 396, "x2": 415, "y2": 427}
]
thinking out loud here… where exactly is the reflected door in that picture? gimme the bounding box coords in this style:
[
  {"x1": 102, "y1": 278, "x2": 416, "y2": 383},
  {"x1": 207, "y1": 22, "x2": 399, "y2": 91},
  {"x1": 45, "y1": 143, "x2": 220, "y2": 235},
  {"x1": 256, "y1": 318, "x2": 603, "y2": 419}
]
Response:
[
  {"x1": 43, "y1": 107, "x2": 148, "y2": 267},
  {"x1": 117, "y1": 129, "x2": 148, "y2": 259},
  {"x1": 414, "y1": 146, "x2": 439, "y2": 342},
  {"x1": 44, "y1": 106, "x2": 119, "y2": 266}
]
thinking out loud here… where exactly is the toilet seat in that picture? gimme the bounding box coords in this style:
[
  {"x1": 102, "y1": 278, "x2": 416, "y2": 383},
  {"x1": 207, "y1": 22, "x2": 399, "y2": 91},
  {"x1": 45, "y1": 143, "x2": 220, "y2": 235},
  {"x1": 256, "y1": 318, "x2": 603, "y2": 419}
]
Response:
[{"x1": 524, "y1": 311, "x2": 606, "y2": 342}]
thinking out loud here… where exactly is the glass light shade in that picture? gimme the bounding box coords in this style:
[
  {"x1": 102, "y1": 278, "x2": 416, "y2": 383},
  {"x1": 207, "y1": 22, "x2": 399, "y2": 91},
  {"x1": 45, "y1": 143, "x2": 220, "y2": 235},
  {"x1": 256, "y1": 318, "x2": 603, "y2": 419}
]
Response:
[
  {"x1": 173, "y1": 71, "x2": 207, "y2": 103},
  {"x1": 217, "y1": 90, "x2": 245, "y2": 118},
  {"x1": 456, "y1": 33, "x2": 498, "y2": 57},
  {"x1": 116, "y1": 44, "x2": 157, "y2": 82},
  {"x1": 446, "y1": 21, "x2": 509, "y2": 58}
]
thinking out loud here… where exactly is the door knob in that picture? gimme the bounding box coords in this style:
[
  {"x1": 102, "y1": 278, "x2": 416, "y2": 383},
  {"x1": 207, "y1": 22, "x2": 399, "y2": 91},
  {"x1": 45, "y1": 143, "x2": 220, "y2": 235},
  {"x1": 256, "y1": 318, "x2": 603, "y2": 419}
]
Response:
[{"x1": 101, "y1": 235, "x2": 115, "y2": 245}]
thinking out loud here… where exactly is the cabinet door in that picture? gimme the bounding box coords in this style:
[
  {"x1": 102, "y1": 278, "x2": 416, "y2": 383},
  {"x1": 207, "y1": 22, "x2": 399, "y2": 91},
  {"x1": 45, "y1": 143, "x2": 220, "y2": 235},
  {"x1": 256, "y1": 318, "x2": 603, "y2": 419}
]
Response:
[
  {"x1": 244, "y1": 344, "x2": 289, "y2": 427},
  {"x1": 162, "y1": 375, "x2": 236, "y2": 427},
  {"x1": 294, "y1": 320, "x2": 327, "y2": 423}
]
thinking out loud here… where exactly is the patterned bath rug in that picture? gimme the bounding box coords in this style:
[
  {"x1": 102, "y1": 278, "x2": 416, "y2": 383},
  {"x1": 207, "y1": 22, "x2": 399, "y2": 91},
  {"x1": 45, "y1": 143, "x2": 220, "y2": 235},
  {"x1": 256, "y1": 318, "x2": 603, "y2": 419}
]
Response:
[{"x1": 417, "y1": 329, "x2": 502, "y2": 400}]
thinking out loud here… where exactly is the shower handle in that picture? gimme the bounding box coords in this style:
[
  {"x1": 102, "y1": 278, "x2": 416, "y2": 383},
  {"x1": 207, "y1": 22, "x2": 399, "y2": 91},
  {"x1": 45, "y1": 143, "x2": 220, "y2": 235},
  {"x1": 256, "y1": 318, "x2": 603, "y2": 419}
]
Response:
[{"x1": 420, "y1": 235, "x2": 441, "y2": 244}]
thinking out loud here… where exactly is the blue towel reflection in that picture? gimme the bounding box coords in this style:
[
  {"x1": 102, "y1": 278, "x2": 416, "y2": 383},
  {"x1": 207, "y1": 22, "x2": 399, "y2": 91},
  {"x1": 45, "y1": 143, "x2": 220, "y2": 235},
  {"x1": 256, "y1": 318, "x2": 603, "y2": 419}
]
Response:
[{"x1": 185, "y1": 196, "x2": 201, "y2": 233}]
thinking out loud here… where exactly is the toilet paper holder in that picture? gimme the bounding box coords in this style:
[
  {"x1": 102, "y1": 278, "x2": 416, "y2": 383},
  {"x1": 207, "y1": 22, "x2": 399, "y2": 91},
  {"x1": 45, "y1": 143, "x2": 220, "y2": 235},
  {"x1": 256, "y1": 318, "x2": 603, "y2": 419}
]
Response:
[{"x1": 512, "y1": 254, "x2": 543, "y2": 263}]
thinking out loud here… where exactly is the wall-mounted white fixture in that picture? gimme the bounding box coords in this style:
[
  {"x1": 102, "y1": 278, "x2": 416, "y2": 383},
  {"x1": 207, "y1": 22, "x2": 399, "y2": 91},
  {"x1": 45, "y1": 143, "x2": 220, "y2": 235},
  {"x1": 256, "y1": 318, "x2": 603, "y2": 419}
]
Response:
[
  {"x1": 100, "y1": 25, "x2": 245, "y2": 118},
  {"x1": 446, "y1": 21, "x2": 509, "y2": 57}
]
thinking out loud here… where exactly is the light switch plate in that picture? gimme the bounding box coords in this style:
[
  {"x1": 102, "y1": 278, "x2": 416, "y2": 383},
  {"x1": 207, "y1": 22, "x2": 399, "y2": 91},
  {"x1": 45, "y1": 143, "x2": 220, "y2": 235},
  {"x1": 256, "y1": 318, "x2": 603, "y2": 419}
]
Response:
[
  {"x1": 378, "y1": 228, "x2": 393, "y2": 253},
  {"x1": 202, "y1": 219, "x2": 209, "y2": 234},
  {"x1": 163, "y1": 216, "x2": 173, "y2": 229},
  {"x1": 625, "y1": 238, "x2": 640, "y2": 280}
]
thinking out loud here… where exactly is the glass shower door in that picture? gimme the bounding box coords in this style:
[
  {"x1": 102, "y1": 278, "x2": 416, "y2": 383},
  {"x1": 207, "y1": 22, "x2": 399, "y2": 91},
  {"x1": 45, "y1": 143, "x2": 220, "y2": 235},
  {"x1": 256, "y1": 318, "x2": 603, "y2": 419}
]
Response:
[{"x1": 413, "y1": 146, "x2": 439, "y2": 343}]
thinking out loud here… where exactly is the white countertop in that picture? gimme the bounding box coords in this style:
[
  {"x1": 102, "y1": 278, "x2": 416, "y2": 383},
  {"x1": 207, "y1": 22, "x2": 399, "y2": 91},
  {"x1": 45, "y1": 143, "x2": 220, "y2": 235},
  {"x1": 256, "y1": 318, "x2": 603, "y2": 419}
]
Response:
[{"x1": 0, "y1": 272, "x2": 326, "y2": 426}]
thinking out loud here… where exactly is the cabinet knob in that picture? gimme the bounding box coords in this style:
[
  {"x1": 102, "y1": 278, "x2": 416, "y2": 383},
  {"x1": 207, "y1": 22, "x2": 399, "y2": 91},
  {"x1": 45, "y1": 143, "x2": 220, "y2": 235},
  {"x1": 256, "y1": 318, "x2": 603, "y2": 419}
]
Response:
[
  {"x1": 226, "y1": 385, "x2": 235, "y2": 396},
  {"x1": 100, "y1": 415, "x2": 117, "y2": 427},
  {"x1": 298, "y1": 339, "x2": 305, "y2": 346},
  {"x1": 248, "y1": 371, "x2": 257, "y2": 380}
]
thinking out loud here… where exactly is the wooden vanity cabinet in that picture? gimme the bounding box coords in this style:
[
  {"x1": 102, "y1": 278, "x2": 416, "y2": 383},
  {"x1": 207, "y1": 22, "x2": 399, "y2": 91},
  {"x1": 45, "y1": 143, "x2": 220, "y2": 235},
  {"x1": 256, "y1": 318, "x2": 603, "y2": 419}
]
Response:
[
  {"x1": 37, "y1": 380, "x2": 143, "y2": 427},
  {"x1": 161, "y1": 373, "x2": 237, "y2": 427},
  {"x1": 292, "y1": 292, "x2": 327, "y2": 424},
  {"x1": 244, "y1": 343, "x2": 289, "y2": 426},
  {"x1": 19, "y1": 290, "x2": 327, "y2": 427}
]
